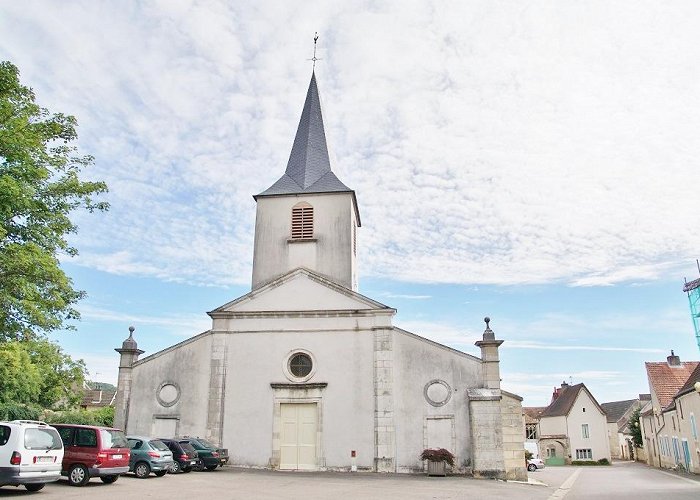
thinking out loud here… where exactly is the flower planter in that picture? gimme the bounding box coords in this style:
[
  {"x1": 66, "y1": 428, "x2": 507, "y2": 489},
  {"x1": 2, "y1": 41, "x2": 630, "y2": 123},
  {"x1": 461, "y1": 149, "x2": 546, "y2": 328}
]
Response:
[{"x1": 427, "y1": 460, "x2": 446, "y2": 476}]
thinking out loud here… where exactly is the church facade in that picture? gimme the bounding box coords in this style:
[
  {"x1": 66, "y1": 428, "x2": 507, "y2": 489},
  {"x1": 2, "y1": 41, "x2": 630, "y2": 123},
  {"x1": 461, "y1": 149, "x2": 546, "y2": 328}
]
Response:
[{"x1": 113, "y1": 72, "x2": 525, "y2": 479}]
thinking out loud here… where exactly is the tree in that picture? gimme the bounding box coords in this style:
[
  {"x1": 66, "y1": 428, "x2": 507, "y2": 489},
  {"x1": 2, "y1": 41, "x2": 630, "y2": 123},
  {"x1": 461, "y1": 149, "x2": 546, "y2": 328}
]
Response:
[
  {"x1": 629, "y1": 406, "x2": 643, "y2": 448},
  {"x1": 0, "y1": 341, "x2": 41, "y2": 404},
  {"x1": 0, "y1": 339, "x2": 86, "y2": 410},
  {"x1": 0, "y1": 61, "x2": 108, "y2": 340}
]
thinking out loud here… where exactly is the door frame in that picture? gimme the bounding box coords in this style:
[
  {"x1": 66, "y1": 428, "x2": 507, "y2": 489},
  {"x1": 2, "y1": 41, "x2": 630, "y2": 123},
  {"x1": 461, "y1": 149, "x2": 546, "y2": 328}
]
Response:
[{"x1": 270, "y1": 383, "x2": 326, "y2": 470}]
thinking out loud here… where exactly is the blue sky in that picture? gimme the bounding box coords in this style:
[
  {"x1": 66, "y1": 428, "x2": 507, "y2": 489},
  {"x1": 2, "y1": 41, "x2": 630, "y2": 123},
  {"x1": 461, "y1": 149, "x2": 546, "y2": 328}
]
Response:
[{"x1": 2, "y1": 1, "x2": 699, "y2": 407}]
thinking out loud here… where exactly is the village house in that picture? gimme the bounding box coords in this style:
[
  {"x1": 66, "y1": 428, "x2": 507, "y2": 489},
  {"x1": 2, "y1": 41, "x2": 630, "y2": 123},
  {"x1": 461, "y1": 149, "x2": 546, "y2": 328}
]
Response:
[
  {"x1": 641, "y1": 352, "x2": 700, "y2": 473},
  {"x1": 527, "y1": 382, "x2": 611, "y2": 464},
  {"x1": 600, "y1": 395, "x2": 649, "y2": 461}
]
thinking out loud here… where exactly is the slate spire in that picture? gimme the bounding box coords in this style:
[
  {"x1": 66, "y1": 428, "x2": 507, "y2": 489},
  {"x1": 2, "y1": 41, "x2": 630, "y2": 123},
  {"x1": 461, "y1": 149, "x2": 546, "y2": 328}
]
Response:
[{"x1": 256, "y1": 71, "x2": 352, "y2": 198}]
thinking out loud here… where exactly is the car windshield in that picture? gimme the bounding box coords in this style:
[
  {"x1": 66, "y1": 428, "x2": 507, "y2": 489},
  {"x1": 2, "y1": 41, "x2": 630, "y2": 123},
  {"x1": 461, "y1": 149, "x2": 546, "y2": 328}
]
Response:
[
  {"x1": 150, "y1": 440, "x2": 170, "y2": 451},
  {"x1": 24, "y1": 428, "x2": 62, "y2": 450},
  {"x1": 195, "y1": 438, "x2": 217, "y2": 449},
  {"x1": 100, "y1": 429, "x2": 128, "y2": 449}
]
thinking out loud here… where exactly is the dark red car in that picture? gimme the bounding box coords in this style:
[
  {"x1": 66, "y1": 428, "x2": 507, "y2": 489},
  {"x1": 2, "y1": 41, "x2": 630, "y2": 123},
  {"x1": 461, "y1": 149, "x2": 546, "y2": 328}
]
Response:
[{"x1": 53, "y1": 424, "x2": 130, "y2": 486}]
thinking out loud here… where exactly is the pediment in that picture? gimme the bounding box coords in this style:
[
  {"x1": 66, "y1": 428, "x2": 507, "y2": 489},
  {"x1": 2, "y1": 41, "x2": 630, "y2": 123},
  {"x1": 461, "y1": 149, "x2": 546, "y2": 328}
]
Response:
[{"x1": 210, "y1": 268, "x2": 392, "y2": 314}]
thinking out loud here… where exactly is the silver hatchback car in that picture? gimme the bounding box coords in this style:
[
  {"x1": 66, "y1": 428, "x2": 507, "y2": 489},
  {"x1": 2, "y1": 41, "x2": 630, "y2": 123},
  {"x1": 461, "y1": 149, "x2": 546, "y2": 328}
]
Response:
[{"x1": 127, "y1": 436, "x2": 174, "y2": 478}]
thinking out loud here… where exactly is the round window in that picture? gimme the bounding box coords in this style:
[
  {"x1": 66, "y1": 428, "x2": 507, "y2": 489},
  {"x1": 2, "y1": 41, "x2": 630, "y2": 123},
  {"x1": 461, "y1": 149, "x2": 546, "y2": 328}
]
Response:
[{"x1": 289, "y1": 353, "x2": 313, "y2": 378}]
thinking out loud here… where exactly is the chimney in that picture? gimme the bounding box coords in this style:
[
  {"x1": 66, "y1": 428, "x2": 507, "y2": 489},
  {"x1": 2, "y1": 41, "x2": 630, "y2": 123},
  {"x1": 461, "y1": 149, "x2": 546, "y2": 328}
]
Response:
[
  {"x1": 667, "y1": 350, "x2": 681, "y2": 367},
  {"x1": 551, "y1": 381, "x2": 570, "y2": 403}
]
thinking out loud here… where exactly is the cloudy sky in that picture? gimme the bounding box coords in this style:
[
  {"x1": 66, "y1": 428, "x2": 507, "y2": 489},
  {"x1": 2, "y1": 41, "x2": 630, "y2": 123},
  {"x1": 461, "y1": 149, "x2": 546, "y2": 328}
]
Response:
[{"x1": 2, "y1": 0, "x2": 699, "y2": 406}]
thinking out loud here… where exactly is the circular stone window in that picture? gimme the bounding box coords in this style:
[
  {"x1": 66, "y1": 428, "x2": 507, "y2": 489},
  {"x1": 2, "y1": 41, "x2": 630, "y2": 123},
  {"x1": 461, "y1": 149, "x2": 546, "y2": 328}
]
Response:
[
  {"x1": 284, "y1": 350, "x2": 316, "y2": 382},
  {"x1": 424, "y1": 379, "x2": 452, "y2": 407},
  {"x1": 156, "y1": 382, "x2": 181, "y2": 407}
]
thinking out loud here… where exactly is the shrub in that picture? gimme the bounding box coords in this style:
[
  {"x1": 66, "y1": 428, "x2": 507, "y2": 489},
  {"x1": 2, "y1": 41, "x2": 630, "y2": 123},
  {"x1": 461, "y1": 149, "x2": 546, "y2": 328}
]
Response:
[
  {"x1": 420, "y1": 448, "x2": 455, "y2": 467},
  {"x1": 0, "y1": 402, "x2": 41, "y2": 421},
  {"x1": 524, "y1": 449, "x2": 533, "y2": 460},
  {"x1": 570, "y1": 459, "x2": 611, "y2": 466},
  {"x1": 43, "y1": 406, "x2": 114, "y2": 427}
]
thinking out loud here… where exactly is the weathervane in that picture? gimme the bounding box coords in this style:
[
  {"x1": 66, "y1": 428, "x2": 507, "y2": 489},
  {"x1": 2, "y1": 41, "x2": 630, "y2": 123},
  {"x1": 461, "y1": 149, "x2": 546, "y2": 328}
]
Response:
[{"x1": 308, "y1": 32, "x2": 322, "y2": 70}]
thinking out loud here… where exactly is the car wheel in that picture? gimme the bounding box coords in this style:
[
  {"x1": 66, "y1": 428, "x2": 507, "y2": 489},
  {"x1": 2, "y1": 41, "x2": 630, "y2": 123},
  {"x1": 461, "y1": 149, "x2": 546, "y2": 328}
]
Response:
[
  {"x1": 101, "y1": 475, "x2": 119, "y2": 484},
  {"x1": 25, "y1": 484, "x2": 45, "y2": 492},
  {"x1": 205, "y1": 464, "x2": 218, "y2": 471},
  {"x1": 168, "y1": 461, "x2": 181, "y2": 474},
  {"x1": 154, "y1": 471, "x2": 167, "y2": 477},
  {"x1": 527, "y1": 463, "x2": 537, "y2": 472},
  {"x1": 134, "y1": 461, "x2": 151, "y2": 478},
  {"x1": 68, "y1": 464, "x2": 90, "y2": 486},
  {"x1": 182, "y1": 466, "x2": 192, "y2": 473}
]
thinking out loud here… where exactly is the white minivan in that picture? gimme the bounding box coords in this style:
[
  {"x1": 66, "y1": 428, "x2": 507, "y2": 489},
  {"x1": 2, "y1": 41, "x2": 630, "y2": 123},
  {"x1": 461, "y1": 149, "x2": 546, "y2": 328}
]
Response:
[{"x1": 0, "y1": 420, "x2": 64, "y2": 492}]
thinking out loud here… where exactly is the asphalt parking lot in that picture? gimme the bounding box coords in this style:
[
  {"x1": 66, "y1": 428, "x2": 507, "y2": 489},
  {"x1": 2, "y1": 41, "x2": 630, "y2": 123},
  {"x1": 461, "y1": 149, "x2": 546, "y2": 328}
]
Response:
[{"x1": 1, "y1": 462, "x2": 699, "y2": 499}]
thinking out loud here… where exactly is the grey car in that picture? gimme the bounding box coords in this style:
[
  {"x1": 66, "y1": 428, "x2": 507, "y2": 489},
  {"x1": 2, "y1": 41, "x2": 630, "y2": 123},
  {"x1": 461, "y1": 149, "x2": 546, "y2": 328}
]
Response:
[{"x1": 127, "y1": 436, "x2": 174, "y2": 478}]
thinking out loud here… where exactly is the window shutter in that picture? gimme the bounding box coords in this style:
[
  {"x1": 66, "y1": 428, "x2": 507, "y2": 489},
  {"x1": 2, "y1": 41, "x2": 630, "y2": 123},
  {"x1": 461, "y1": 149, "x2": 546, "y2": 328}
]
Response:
[{"x1": 291, "y1": 204, "x2": 313, "y2": 239}]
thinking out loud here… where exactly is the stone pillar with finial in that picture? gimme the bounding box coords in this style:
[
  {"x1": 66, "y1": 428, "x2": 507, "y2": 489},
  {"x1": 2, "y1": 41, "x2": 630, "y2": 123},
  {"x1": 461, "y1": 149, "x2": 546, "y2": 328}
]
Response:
[
  {"x1": 468, "y1": 317, "x2": 506, "y2": 479},
  {"x1": 475, "y1": 317, "x2": 504, "y2": 389},
  {"x1": 114, "y1": 326, "x2": 144, "y2": 431}
]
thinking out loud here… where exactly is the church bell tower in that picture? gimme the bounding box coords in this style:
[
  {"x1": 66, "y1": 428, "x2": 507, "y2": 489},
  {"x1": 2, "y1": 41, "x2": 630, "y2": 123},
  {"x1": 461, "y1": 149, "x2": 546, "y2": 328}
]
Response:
[{"x1": 251, "y1": 72, "x2": 360, "y2": 291}]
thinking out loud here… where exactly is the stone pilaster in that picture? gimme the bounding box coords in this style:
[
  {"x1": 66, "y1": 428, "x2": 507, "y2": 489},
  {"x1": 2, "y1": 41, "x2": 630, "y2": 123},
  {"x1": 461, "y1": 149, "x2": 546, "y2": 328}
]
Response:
[
  {"x1": 373, "y1": 327, "x2": 395, "y2": 472},
  {"x1": 114, "y1": 326, "x2": 144, "y2": 432},
  {"x1": 206, "y1": 333, "x2": 227, "y2": 446},
  {"x1": 469, "y1": 317, "x2": 506, "y2": 479},
  {"x1": 468, "y1": 389, "x2": 505, "y2": 478}
]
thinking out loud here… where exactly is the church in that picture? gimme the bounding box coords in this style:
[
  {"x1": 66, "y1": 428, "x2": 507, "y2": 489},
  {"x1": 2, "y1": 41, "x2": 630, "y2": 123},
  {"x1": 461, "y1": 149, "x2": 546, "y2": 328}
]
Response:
[{"x1": 113, "y1": 71, "x2": 526, "y2": 480}]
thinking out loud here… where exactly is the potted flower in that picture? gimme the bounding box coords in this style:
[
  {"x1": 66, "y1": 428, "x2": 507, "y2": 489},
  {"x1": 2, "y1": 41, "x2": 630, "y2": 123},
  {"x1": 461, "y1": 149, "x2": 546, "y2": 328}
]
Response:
[{"x1": 420, "y1": 448, "x2": 455, "y2": 476}]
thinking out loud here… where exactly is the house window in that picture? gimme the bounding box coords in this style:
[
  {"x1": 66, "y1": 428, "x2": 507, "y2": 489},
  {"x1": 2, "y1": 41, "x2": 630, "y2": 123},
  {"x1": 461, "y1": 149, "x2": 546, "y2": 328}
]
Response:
[
  {"x1": 691, "y1": 413, "x2": 698, "y2": 440},
  {"x1": 547, "y1": 446, "x2": 556, "y2": 458},
  {"x1": 291, "y1": 202, "x2": 313, "y2": 239},
  {"x1": 582, "y1": 424, "x2": 590, "y2": 439},
  {"x1": 575, "y1": 449, "x2": 592, "y2": 460},
  {"x1": 672, "y1": 416, "x2": 676, "y2": 431},
  {"x1": 525, "y1": 423, "x2": 538, "y2": 440}
]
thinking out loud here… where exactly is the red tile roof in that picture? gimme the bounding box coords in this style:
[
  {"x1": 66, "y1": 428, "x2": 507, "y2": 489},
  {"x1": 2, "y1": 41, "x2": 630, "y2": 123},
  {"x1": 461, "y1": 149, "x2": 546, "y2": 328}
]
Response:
[
  {"x1": 676, "y1": 363, "x2": 700, "y2": 397},
  {"x1": 523, "y1": 407, "x2": 546, "y2": 423},
  {"x1": 645, "y1": 361, "x2": 699, "y2": 409}
]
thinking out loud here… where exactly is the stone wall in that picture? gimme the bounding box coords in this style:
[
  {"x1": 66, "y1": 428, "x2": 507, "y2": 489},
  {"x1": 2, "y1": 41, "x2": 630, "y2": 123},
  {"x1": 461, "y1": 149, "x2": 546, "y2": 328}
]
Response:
[{"x1": 501, "y1": 392, "x2": 527, "y2": 481}]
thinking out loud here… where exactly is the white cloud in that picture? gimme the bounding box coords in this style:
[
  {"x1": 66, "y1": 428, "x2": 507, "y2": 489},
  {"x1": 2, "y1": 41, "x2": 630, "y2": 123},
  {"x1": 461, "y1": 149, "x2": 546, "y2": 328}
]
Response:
[
  {"x1": 80, "y1": 305, "x2": 211, "y2": 336},
  {"x1": 2, "y1": 1, "x2": 699, "y2": 288}
]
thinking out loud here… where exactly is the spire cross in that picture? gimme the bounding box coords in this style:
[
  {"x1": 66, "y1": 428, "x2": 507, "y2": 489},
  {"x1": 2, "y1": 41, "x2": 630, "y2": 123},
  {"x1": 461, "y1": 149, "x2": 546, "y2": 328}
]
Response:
[{"x1": 308, "y1": 32, "x2": 322, "y2": 70}]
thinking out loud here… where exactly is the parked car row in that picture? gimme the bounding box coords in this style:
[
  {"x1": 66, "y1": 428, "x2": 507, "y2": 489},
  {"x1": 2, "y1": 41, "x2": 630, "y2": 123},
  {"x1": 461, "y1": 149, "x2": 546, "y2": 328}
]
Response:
[{"x1": 0, "y1": 420, "x2": 229, "y2": 492}]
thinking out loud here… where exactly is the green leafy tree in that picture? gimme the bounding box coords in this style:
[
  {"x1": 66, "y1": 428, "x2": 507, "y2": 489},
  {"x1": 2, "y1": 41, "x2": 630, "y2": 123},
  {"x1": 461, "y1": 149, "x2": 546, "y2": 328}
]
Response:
[
  {"x1": 0, "y1": 339, "x2": 86, "y2": 410},
  {"x1": 0, "y1": 60, "x2": 108, "y2": 341},
  {"x1": 27, "y1": 339, "x2": 87, "y2": 408},
  {"x1": 0, "y1": 340, "x2": 42, "y2": 404},
  {"x1": 629, "y1": 406, "x2": 643, "y2": 448}
]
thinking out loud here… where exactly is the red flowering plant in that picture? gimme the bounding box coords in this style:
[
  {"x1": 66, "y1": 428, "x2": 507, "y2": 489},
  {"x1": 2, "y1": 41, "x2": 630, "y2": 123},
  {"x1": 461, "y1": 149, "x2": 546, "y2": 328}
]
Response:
[{"x1": 420, "y1": 448, "x2": 455, "y2": 467}]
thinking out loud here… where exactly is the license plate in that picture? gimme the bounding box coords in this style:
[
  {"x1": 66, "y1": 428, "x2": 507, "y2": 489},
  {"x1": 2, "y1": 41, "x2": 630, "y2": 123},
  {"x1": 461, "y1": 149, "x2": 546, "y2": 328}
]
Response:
[
  {"x1": 37, "y1": 456, "x2": 53, "y2": 463},
  {"x1": 112, "y1": 454, "x2": 122, "y2": 459}
]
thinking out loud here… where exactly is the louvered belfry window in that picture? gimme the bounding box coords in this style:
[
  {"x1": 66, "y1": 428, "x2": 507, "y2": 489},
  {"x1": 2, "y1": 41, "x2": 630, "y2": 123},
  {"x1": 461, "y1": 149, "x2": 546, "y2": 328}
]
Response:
[{"x1": 291, "y1": 202, "x2": 313, "y2": 239}]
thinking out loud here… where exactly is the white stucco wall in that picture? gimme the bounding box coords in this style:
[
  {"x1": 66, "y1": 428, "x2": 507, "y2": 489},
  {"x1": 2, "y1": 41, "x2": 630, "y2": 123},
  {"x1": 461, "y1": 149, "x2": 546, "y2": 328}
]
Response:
[
  {"x1": 566, "y1": 391, "x2": 610, "y2": 461},
  {"x1": 221, "y1": 328, "x2": 376, "y2": 469},
  {"x1": 252, "y1": 193, "x2": 358, "y2": 290},
  {"x1": 392, "y1": 329, "x2": 482, "y2": 472},
  {"x1": 539, "y1": 415, "x2": 567, "y2": 437},
  {"x1": 127, "y1": 333, "x2": 213, "y2": 438}
]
